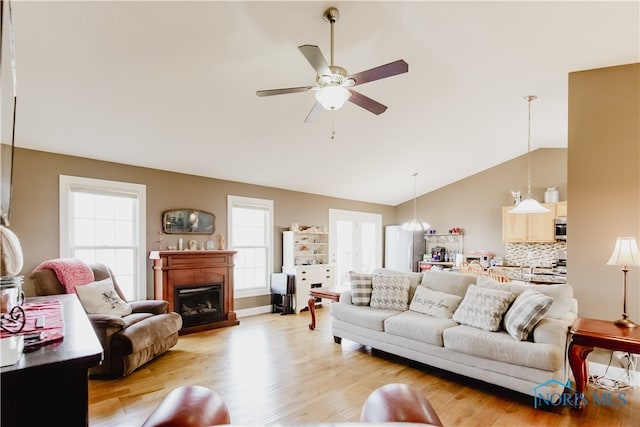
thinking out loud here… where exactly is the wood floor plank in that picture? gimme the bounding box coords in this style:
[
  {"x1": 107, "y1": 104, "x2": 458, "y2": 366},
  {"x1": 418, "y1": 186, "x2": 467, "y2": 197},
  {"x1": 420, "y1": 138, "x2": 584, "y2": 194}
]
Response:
[{"x1": 89, "y1": 308, "x2": 639, "y2": 426}]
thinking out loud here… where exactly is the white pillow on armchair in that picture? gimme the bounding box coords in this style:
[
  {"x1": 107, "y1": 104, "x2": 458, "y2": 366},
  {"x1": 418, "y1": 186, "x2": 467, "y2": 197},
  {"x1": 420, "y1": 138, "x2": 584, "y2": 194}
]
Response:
[{"x1": 75, "y1": 278, "x2": 133, "y2": 317}]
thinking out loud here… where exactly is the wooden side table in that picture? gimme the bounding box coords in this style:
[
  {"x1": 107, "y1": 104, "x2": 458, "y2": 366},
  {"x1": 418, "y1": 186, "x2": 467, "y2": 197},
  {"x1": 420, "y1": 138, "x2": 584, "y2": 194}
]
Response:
[
  {"x1": 308, "y1": 288, "x2": 341, "y2": 330},
  {"x1": 568, "y1": 318, "x2": 640, "y2": 409}
]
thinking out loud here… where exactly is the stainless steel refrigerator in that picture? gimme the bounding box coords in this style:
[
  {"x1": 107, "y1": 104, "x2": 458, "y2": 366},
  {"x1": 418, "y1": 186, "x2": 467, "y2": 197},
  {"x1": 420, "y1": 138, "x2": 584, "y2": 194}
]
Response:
[{"x1": 384, "y1": 225, "x2": 426, "y2": 272}]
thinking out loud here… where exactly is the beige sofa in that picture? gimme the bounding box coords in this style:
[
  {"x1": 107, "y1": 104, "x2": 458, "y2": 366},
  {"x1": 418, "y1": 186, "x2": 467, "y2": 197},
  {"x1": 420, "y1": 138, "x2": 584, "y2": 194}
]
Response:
[{"x1": 331, "y1": 269, "x2": 577, "y2": 398}]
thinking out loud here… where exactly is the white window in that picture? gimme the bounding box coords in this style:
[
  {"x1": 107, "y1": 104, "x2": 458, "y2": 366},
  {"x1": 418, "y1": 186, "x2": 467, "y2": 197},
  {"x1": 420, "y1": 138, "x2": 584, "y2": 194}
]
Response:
[
  {"x1": 227, "y1": 195, "x2": 273, "y2": 297},
  {"x1": 59, "y1": 175, "x2": 146, "y2": 301}
]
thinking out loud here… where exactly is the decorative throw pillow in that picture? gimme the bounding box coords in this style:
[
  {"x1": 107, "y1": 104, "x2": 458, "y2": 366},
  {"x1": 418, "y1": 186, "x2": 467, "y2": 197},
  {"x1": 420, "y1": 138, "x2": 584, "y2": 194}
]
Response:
[
  {"x1": 504, "y1": 289, "x2": 553, "y2": 341},
  {"x1": 349, "y1": 272, "x2": 373, "y2": 306},
  {"x1": 409, "y1": 286, "x2": 463, "y2": 319},
  {"x1": 452, "y1": 285, "x2": 515, "y2": 331},
  {"x1": 370, "y1": 274, "x2": 411, "y2": 311},
  {"x1": 75, "y1": 278, "x2": 132, "y2": 317}
]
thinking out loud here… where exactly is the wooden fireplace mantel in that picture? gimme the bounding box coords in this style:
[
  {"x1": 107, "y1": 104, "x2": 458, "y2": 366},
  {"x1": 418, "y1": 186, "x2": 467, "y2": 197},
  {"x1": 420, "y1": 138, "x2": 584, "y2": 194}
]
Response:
[{"x1": 150, "y1": 250, "x2": 239, "y2": 334}]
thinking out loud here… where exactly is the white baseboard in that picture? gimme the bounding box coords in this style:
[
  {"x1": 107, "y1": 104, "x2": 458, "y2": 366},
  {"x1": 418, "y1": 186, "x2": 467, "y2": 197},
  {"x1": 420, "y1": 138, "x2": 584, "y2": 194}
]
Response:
[
  {"x1": 236, "y1": 305, "x2": 273, "y2": 318},
  {"x1": 589, "y1": 358, "x2": 639, "y2": 388}
]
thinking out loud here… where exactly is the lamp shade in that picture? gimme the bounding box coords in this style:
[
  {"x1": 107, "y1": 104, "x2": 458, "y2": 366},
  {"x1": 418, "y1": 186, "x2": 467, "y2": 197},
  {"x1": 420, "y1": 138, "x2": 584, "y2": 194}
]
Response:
[
  {"x1": 607, "y1": 237, "x2": 640, "y2": 267},
  {"x1": 508, "y1": 198, "x2": 550, "y2": 214},
  {"x1": 315, "y1": 86, "x2": 351, "y2": 110}
]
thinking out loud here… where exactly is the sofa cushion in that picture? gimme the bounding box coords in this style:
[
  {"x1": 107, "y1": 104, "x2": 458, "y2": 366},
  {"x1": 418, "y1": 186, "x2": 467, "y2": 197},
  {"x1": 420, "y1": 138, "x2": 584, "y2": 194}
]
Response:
[
  {"x1": 330, "y1": 302, "x2": 401, "y2": 331},
  {"x1": 349, "y1": 272, "x2": 373, "y2": 306},
  {"x1": 443, "y1": 325, "x2": 564, "y2": 371},
  {"x1": 75, "y1": 278, "x2": 132, "y2": 317},
  {"x1": 409, "y1": 286, "x2": 462, "y2": 319},
  {"x1": 370, "y1": 274, "x2": 411, "y2": 311},
  {"x1": 476, "y1": 276, "x2": 573, "y2": 319},
  {"x1": 384, "y1": 310, "x2": 458, "y2": 346},
  {"x1": 420, "y1": 270, "x2": 476, "y2": 297},
  {"x1": 452, "y1": 285, "x2": 515, "y2": 332},
  {"x1": 504, "y1": 289, "x2": 553, "y2": 341}
]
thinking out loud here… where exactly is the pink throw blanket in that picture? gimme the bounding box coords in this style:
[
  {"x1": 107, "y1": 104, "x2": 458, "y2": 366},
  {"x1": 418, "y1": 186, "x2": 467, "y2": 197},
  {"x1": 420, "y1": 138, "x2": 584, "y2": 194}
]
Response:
[{"x1": 34, "y1": 258, "x2": 94, "y2": 294}]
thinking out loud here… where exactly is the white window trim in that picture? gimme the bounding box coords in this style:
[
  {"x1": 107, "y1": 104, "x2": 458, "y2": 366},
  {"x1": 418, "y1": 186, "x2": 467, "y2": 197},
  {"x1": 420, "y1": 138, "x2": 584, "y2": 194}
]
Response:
[
  {"x1": 59, "y1": 175, "x2": 147, "y2": 299},
  {"x1": 227, "y1": 195, "x2": 274, "y2": 298}
]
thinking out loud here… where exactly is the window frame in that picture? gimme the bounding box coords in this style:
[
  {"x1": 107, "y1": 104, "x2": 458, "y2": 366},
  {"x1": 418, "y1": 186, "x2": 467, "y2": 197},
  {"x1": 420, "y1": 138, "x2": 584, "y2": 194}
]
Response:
[
  {"x1": 227, "y1": 195, "x2": 274, "y2": 298},
  {"x1": 59, "y1": 175, "x2": 147, "y2": 300}
]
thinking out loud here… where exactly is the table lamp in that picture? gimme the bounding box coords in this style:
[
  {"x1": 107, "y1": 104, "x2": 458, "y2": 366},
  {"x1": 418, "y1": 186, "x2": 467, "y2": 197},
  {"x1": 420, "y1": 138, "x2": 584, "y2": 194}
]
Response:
[{"x1": 607, "y1": 237, "x2": 640, "y2": 328}]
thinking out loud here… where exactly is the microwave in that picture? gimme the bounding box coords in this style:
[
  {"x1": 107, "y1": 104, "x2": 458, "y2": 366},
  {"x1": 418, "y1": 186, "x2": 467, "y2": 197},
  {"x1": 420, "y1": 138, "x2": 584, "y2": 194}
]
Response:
[{"x1": 555, "y1": 217, "x2": 567, "y2": 240}]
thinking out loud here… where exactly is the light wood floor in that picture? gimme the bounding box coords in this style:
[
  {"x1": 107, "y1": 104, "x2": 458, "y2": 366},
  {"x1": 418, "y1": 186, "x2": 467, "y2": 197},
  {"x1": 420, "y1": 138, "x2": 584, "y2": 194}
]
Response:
[{"x1": 89, "y1": 307, "x2": 639, "y2": 426}]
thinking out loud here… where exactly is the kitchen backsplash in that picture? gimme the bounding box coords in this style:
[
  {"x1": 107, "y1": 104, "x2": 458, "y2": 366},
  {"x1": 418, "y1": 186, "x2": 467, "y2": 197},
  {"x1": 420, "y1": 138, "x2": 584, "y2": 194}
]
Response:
[{"x1": 504, "y1": 242, "x2": 566, "y2": 267}]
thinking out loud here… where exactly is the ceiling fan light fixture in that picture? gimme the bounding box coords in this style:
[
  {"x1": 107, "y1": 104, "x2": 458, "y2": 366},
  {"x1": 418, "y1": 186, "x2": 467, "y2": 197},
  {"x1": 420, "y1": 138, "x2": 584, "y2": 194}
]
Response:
[{"x1": 315, "y1": 85, "x2": 351, "y2": 110}]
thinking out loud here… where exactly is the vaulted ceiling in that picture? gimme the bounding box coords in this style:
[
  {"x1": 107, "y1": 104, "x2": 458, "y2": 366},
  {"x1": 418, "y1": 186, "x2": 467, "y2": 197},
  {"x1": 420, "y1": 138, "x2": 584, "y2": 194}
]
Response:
[{"x1": 1, "y1": 1, "x2": 638, "y2": 205}]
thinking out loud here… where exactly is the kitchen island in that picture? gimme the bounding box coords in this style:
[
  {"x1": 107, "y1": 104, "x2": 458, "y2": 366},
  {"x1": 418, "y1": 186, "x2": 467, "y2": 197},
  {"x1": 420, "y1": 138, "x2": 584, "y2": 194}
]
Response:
[{"x1": 500, "y1": 266, "x2": 567, "y2": 284}]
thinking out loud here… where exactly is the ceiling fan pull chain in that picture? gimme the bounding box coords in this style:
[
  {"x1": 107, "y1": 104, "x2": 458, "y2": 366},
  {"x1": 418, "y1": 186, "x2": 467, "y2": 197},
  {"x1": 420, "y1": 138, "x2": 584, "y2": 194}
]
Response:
[{"x1": 331, "y1": 110, "x2": 336, "y2": 140}]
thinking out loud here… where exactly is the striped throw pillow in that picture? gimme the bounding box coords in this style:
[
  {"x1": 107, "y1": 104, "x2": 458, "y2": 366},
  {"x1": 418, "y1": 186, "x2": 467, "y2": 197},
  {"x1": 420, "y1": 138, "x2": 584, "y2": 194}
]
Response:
[
  {"x1": 349, "y1": 272, "x2": 373, "y2": 306},
  {"x1": 504, "y1": 289, "x2": 553, "y2": 341}
]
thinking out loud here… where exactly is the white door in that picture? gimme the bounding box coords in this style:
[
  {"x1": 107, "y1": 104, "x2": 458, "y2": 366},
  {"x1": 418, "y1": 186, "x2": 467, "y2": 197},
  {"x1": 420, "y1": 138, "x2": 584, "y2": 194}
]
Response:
[{"x1": 329, "y1": 209, "x2": 382, "y2": 288}]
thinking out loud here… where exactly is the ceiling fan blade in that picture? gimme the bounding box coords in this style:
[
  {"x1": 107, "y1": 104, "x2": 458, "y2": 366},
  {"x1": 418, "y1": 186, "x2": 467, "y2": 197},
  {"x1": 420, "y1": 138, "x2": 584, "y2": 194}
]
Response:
[
  {"x1": 256, "y1": 86, "x2": 313, "y2": 97},
  {"x1": 299, "y1": 45, "x2": 331, "y2": 77},
  {"x1": 304, "y1": 102, "x2": 324, "y2": 123},
  {"x1": 349, "y1": 60, "x2": 408, "y2": 86},
  {"x1": 348, "y1": 89, "x2": 388, "y2": 115}
]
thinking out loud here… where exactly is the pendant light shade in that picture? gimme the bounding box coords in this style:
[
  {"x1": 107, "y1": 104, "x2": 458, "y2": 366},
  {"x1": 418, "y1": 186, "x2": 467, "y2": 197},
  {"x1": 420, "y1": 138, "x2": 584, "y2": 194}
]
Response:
[
  {"x1": 509, "y1": 197, "x2": 549, "y2": 214},
  {"x1": 402, "y1": 173, "x2": 430, "y2": 231},
  {"x1": 509, "y1": 96, "x2": 550, "y2": 214}
]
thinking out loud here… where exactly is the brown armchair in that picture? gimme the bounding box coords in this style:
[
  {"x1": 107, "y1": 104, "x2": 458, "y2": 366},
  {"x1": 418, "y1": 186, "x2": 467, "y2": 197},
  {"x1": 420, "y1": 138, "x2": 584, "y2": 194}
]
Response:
[
  {"x1": 142, "y1": 383, "x2": 443, "y2": 427},
  {"x1": 30, "y1": 262, "x2": 182, "y2": 378}
]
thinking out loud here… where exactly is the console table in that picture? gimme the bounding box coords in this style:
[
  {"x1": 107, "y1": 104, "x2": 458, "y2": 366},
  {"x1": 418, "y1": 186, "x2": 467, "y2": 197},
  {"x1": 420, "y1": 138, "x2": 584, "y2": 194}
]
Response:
[
  {"x1": 568, "y1": 317, "x2": 640, "y2": 409},
  {"x1": 1, "y1": 294, "x2": 103, "y2": 426}
]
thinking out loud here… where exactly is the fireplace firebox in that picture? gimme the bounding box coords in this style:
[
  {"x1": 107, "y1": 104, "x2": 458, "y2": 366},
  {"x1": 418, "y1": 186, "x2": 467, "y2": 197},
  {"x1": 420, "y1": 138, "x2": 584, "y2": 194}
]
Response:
[
  {"x1": 175, "y1": 284, "x2": 224, "y2": 328},
  {"x1": 150, "y1": 250, "x2": 239, "y2": 335}
]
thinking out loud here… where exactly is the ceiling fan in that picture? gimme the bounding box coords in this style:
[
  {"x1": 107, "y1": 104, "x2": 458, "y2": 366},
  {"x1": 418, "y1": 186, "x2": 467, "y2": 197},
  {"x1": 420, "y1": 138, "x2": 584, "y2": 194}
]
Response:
[{"x1": 256, "y1": 7, "x2": 409, "y2": 123}]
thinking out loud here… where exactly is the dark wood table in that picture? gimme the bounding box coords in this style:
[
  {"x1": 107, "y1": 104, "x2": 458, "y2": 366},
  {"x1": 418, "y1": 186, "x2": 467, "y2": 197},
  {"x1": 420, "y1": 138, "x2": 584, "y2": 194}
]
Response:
[
  {"x1": 568, "y1": 317, "x2": 640, "y2": 409},
  {"x1": 308, "y1": 288, "x2": 341, "y2": 330},
  {"x1": 1, "y1": 294, "x2": 103, "y2": 426}
]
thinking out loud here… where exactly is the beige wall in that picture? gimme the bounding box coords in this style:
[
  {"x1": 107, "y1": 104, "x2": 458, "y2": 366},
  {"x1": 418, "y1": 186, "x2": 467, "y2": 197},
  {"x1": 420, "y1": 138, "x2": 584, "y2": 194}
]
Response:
[
  {"x1": 9, "y1": 146, "x2": 567, "y2": 311},
  {"x1": 9, "y1": 148, "x2": 394, "y2": 309},
  {"x1": 397, "y1": 148, "x2": 567, "y2": 257},
  {"x1": 568, "y1": 63, "x2": 640, "y2": 321}
]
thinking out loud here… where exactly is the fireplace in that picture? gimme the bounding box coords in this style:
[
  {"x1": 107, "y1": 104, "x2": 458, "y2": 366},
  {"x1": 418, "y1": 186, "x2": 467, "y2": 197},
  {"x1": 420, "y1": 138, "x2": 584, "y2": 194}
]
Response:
[
  {"x1": 175, "y1": 283, "x2": 224, "y2": 328},
  {"x1": 150, "y1": 250, "x2": 239, "y2": 335}
]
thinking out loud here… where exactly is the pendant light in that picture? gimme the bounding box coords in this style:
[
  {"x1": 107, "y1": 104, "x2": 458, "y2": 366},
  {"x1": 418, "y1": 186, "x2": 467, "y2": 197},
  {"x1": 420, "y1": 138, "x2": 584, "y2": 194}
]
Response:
[
  {"x1": 509, "y1": 96, "x2": 550, "y2": 214},
  {"x1": 402, "y1": 173, "x2": 430, "y2": 231}
]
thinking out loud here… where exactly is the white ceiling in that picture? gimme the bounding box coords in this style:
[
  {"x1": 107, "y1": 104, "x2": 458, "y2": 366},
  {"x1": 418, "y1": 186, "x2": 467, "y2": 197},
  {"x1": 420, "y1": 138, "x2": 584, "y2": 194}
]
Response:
[{"x1": 2, "y1": 1, "x2": 638, "y2": 205}]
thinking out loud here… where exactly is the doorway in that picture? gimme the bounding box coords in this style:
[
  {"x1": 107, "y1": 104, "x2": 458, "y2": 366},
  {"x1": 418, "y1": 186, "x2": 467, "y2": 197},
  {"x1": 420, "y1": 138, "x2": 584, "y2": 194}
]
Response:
[{"x1": 329, "y1": 209, "x2": 382, "y2": 288}]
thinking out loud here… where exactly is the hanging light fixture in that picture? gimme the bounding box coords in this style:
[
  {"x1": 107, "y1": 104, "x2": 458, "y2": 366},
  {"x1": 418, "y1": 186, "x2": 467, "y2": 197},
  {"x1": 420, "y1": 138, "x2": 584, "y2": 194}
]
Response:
[
  {"x1": 509, "y1": 96, "x2": 550, "y2": 214},
  {"x1": 315, "y1": 85, "x2": 351, "y2": 110},
  {"x1": 402, "y1": 173, "x2": 430, "y2": 231}
]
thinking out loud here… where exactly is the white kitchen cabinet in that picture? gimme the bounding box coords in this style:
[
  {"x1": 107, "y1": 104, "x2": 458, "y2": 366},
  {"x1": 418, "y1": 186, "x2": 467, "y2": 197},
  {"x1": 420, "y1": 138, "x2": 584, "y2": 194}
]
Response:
[
  {"x1": 282, "y1": 264, "x2": 335, "y2": 313},
  {"x1": 282, "y1": 230, "x2": 335, "y2": 313}
]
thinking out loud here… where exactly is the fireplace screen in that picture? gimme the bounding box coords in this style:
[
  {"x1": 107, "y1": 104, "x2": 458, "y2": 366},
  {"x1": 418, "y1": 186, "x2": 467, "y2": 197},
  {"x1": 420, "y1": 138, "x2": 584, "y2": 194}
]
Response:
[{"x1": 175, "y1": 284, "x2": 224, "y2": 328}]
